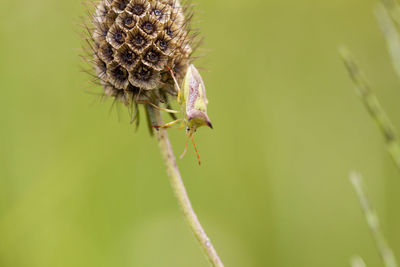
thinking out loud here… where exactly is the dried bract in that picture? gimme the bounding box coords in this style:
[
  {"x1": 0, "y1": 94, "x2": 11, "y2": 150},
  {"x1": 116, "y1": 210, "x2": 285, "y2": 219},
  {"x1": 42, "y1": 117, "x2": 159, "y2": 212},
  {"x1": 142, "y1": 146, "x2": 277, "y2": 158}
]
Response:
[{"x1": 85, "y1": 0, "x2": 196, "y2": 108}]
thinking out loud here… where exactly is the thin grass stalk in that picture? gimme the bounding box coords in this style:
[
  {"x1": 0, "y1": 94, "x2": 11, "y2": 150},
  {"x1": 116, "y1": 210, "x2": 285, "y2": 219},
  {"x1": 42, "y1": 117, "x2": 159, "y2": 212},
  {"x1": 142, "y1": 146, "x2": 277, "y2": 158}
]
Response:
[
  {"x1": 351, "y1": 256, "x2": 367, "y2": 267},
  {"x1": 375, "y1": 3, "x2": 400, "y2": 79},
  {"x1": 340, "y1": 48, "x2": 400, "y2": 171},
  {"x1": 350, "y1": 172, "x2": 398, "y2": 267},
  {"x1": 381, "y1": 0, "x2": 400, "y2": 26}
]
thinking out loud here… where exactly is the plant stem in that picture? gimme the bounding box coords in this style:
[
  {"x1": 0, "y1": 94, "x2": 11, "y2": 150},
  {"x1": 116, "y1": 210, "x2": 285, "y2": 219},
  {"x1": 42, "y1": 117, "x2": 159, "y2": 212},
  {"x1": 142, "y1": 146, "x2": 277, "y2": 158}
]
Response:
[
  {"x1": 350, "y1": 172, "x2": 398, "y2": 267},
  {"x1": 375, "y1": 3, "x2": 400, "y2": 81},
  {"x1": 154, "y1": 109, "x2": 224, "y2": 267},
  {"x1": 340, "y1": 48, "x2": 400, "y2": 171},
  {"x1": 351, "y1": 256, "x2": 367, "y2": 267}
]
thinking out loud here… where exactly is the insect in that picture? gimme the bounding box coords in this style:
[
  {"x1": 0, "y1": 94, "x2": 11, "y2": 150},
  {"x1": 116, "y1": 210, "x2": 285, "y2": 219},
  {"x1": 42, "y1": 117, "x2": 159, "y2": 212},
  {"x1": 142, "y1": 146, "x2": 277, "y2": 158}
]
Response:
[{"x1": 156, "y1": 64, "x2": 213, "y2": 165}]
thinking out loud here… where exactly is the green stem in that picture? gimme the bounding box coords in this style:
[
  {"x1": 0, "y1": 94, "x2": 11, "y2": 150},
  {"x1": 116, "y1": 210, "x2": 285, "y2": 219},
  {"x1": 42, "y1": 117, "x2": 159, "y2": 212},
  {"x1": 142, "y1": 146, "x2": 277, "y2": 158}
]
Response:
[
  {"x1": 154, "y1": 109, "x2": 224, "y2": 267},
  {"x1": 350, "y1": 172, "x2": 398, "y2": 267},
  {"x1": 340, "y1": 48, "x2": 400, "y2": 171},
  {"x1": 375, "y1": 3, "x2": 400, "y2": 81},
  {"x1": 351, "y1": 256, "x2": 367, "y2": 267}
]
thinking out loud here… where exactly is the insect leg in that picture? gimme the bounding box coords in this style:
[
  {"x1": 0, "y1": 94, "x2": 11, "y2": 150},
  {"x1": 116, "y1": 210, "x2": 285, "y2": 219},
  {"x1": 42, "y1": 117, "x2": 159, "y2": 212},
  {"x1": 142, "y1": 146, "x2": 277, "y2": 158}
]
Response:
[
  {"x1": 177, "y1": 121, "x2": 185, "y2": 129},
  {"x1": 153, "y1": 119, "x2": 183, "y2": 129},
  {"x1": 137, "y1": 100, "x2": 179, "y2": 114},
  {"x1": 166, "y1": 65, "x2": 183, "y2": 104},
  {"x1": 134, "y1": 88, "x2": 178, "y2": 113}
]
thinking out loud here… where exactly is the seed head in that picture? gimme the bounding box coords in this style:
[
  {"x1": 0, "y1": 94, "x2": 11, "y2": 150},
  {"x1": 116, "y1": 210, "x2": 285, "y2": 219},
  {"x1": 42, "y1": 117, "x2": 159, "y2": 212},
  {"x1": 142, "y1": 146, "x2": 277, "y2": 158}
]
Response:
[{"x1": 85, "y1": 0, "x2": 197, "y2": 110}]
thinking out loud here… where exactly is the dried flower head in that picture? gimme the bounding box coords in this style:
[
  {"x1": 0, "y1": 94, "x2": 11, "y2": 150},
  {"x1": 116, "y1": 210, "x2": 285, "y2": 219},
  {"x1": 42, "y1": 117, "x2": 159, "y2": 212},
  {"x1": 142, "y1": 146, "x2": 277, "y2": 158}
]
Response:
[{"x1": 84, "y1": 0, "x2": 199, "y2": 121}]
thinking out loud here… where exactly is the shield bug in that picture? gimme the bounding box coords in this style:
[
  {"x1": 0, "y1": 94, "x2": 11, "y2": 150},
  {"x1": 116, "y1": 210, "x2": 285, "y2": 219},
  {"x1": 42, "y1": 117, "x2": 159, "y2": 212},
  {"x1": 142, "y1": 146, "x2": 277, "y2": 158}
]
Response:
[{"x1": 157, "y1": 64, "x2": 213, "y2": 165}]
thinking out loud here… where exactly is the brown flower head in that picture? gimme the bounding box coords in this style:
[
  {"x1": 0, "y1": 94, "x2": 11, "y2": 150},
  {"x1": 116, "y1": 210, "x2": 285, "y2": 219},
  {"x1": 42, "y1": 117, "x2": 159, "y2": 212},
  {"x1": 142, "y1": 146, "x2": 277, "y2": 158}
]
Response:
[{"x1": 84, "y1": 0, "x2": 200, "y2": 127}]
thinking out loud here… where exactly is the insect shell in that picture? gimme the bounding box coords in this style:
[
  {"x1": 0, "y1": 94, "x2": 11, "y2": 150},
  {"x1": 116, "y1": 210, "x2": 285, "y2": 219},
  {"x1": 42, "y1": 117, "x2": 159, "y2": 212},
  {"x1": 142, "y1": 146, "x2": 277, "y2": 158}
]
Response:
[
  {"x1": 181, "y1": 64, "x2": 213, "y2": 138},
  {"x1": 168, "y1": 64, "x2": 213, "y2": 165}
]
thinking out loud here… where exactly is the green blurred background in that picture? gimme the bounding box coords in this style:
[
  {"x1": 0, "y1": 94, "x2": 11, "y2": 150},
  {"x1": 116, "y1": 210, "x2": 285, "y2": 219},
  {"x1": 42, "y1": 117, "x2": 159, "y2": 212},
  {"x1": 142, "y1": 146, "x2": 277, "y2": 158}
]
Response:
[{"x1": 1, "y1": 0, "x2": 400, "y2": 266}]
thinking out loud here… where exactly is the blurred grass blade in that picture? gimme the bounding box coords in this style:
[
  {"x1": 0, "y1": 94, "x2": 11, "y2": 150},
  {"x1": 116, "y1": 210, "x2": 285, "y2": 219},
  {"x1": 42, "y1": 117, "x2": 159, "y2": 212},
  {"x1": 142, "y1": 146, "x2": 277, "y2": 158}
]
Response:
[
  {"x1": 351, "y1": 256, "x2": 367, "y2": 267},
  {"x1": 381, "y1": 0, "x2": 400, "y2": 26},
  {"x1": 350, "y1": 172, "x2": 398, "y2": 267},
  {"x1": 375, "y1": 3, "x2": 400, "y2": 79},
  {"x1": 340, "y1": 47, "x2": 400, "y2": 170}
]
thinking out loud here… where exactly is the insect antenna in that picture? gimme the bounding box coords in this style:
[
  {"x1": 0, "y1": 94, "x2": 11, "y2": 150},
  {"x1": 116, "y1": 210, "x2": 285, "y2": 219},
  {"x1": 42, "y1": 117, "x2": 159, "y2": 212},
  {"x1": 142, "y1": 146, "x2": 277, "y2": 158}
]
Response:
[
  {"x1": 191, "y1": 137, "x2": 201, "y2": 165},
  {"x1": 180, "y1": 132, "x2": 190, "y2": 159}
]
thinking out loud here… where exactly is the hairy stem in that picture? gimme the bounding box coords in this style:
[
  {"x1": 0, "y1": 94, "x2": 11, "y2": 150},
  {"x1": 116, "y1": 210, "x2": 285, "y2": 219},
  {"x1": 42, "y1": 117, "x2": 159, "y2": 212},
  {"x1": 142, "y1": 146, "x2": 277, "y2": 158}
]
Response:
[{"x1": 154, "y1": 109, "x2": 224, "y2": 267}]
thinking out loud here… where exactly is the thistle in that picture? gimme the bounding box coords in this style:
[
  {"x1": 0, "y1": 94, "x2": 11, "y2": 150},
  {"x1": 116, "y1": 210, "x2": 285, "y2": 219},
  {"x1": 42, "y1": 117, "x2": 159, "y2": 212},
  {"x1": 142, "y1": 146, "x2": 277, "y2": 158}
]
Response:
[{"x1": 83, "y1": 1, "x2": 224, "y2": 266}]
